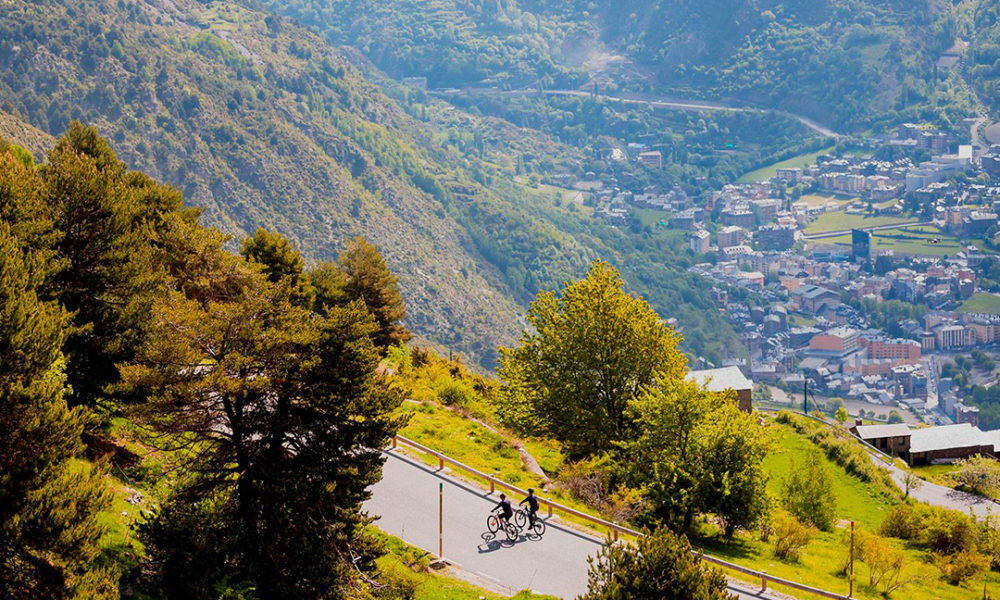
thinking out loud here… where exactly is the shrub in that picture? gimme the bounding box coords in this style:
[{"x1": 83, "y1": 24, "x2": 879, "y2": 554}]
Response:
[
  {"x1": 952, "y1": 455, "x2": 1000, "y2": 497},
  {"x1": 855, "y1": 530, "x2": 908, "y2": 595},
  {"x1": 579, "y1": 527, "x2": 731, "y2": 600},
  {"x1": 773, "y1": 512, "x2": 815, "y2": 561},
  {"x1": 782, "y1": 451, "x2": 837, "y2": 531},
  {"x1": 934, "y1": 549, "x2": 989, "y2": 585},
  {"x1": 434, "y1": 378, "x2": 477, "y2": 408},
  {"x1": 878, "y1": 504, "x2": 920, "y2": 540},
  {"x1": 922, "y1": 506, "x2": 977, "y2": 555}
]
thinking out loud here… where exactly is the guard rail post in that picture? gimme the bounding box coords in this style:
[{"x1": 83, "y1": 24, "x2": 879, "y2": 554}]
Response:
[{"x1": 761, "y1": 570, "x2": 767, "y2": 593}]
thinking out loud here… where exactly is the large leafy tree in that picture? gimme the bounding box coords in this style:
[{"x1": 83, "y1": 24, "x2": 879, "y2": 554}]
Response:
[
  {"x1": 498, "y1": 260, "x2": 686, "y2": 456},
  {"x1": 0, "y1": 216, "x2": 116, "y2": 599},
  {"x1": 123, "y1": 234, "x2": 405, "y2": 599},
  {"x1": 628, "y1": 377, "x2": 771, "y2": 535},
  {"x1": 338, "y1": 236, "x2": 410, "y2": 350},
  {"x1": 578, "y1": 526, "x2": 733, "y2": 600}
]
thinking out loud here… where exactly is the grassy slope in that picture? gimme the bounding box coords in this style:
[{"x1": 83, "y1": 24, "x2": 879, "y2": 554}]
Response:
[
  {"x1": 960, "y1": 292, "x2": 1000, "y2": 314},
  {"x1": 737, "y1": 146, "x2": 837, "y2": 182},
  {"x1": 396, "y1": 389, "x2": 1000, "y2": 599},
  {"x1": 697, "y1": 419, "x2": 1000, "y2": 600},
  {"x1": 804, "y1": 212, "x2": 914, "y2": 235},
  {"x1": 819, "y1": 225, "x2": 967, "y2": 257}
]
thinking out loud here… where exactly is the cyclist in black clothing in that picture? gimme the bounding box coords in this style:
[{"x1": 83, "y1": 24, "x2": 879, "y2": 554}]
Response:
[
  {"x1": 493, "y1": 493, "x2": 513, "y2": 524},
  {"x1": 520, "y1": 488, "x2": 539, "y2": 527}
]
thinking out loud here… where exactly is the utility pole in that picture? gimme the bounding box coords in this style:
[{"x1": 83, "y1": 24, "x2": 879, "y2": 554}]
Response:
[
  {"x1": 849, "y1": 520, "x2": 855, "y2": 598},
  {"x1": 803, "y1": 376, "x2": 809, "y2": 415}
]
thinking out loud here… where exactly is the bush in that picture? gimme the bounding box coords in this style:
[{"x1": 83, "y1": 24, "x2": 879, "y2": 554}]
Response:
[
  {"x1": 855, "y1": 530, "x2": 907, "y2": 595},
  {"x1": 922, "y1": 506, "x2": 977, "y2": 555},
  {"x1": 773, "y1": 512, "x2": 815, "y2": 561},
  {"x1": 952, "y1": 455, "x2": 1000, "y2": 497},
  {"x1": 934, "y1": 549, "x2": 989, "y2": 585},
  {"x1": 434, "y1": 378, "x2": 477, "y2": 408},
  {"x1": 579, "y1": 527, "x2": 731, "y2": 600},
  {"x1": 878, "y1": 504, "x2": 920, "y2": 540},
  {"x1": 782, "y1": 451, "x2": 837, "y2": 531}
]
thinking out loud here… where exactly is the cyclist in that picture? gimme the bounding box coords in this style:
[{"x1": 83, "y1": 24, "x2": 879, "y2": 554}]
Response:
[
  {"x1": 493, "y1": 493, "x2": 513, "y2": 525},
  {"x1": 520, "y1": 488, "x2": 539, "y2": 527}
]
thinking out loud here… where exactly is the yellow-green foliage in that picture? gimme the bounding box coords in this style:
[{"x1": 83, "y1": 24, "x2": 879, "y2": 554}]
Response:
[
  {"x1": 775, "y1": 411, "x2": 896, "y2": 492},
  {"x1": 389, "y1": 347, "x2": 497, "y2": 419}
]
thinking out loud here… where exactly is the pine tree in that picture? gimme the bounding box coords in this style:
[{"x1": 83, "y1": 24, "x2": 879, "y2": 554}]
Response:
[
  {"x1": 44, "y1": 122, "x2": 162, "y2": 410},
  {"x1": 0, "y1": 220, "x2": 116, "y2": 600},
  {"x1": 338, "y1": 236, "x2": 410, "y2": 349},
  {"x1": 123, "y1": 240, "x2": 404, "y2": 599},
  {"x1": 309, "y1": 260, "x2": 350, "y2": 315},
  {"x1": 241, "y1": 227, "x2": 315, "y2": 308}
]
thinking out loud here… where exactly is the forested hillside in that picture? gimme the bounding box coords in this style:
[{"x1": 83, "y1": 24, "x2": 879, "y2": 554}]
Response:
[
  {"x1": 273, "y1": 0, "x2": 972, "y2": 131},
  {"x1": 0, "y1": 0, "x2": 742, "y2": 366}
]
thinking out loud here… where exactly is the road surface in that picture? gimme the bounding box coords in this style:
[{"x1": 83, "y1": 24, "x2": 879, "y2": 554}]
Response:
[
  {"x1": 872, "y1": 453, "x2": 997, "y2": 519},
  {"x1": 366, "y1": 449, "x2": 770, "y2": 599},
  {"x1": 433, "y1": 88, "x2": 839, "y2": 139}
]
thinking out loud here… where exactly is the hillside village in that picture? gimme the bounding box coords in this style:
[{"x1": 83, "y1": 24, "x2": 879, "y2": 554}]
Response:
[{"x1": 531, "y1": 118, "x2": 1000, "y2": 452}]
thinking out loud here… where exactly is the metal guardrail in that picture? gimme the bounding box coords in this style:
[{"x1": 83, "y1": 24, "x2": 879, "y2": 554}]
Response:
[{"x1": 390, "y1": 434, "x2": 851, "y2": 599}]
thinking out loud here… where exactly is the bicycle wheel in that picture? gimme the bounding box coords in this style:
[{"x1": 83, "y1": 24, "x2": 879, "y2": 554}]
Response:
[
  {"x1": 531, "y1": 519, "x2": 546, "y2": 537},
  {"x1": 487, "y1": 515, "x2": 500, "y2": 534},
  {"x1": 504, "y1": 522, "x2": 518, "y2": 542},
  {"x1": 513, "y1": 509, "x2": 527, "y2": 529}
]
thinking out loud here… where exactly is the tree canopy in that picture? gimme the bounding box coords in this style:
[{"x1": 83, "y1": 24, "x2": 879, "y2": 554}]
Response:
[{"x1": 498, "y1": 260, "x2": 685, "y2": 456}]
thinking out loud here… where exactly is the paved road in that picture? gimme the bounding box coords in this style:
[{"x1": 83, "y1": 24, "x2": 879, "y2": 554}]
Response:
[
  {"x1": 872, "y1": 453, "x2": 997, "y2": 519},
  {"x1": 434, "y1": 87, "x2": 839, "y2": 139},
  {"x1": 366, "y1": 449, "x2": 767, "y2": 599}
]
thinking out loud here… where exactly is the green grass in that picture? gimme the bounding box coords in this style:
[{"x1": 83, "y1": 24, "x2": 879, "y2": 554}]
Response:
[
  {"x1": 737, "y1": 146, "x2": 836, "y2": 182},
  {"x1": 395, "y1": 400, "x2": 615, "y2": 537},
  {"x1": 820, "y1": 225, "x2": 964, "y2": 256},
  {"x1": 804, "y1": 212, "x2": 914, "y2": 235},
  {"x1": 692, "y1": 419, "x2": 1000, "y2": 599},
  {"x1": 631, "y1": 206, "x2": 671, "y2": 229},
  {"x1": 959, "y1": 292, "x2": 1000, "y2": 314},
  {"x1": 788, "y1": 313, "x2": 817, "y2": 327},
  {"x1": 798, "y1": 192, "x2": 857, "y2": 209},
  {"x1": 373, "y1": 531, "x2": 557, "y2": 600}
]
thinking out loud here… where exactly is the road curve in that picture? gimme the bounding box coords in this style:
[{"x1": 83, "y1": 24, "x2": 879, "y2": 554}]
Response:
[
  {"x1": 433, "y1": 87, "x2": 839, "y2": 139},
  {"x1": 366, "y1": 449, "x2": 773, "y2": 599}
]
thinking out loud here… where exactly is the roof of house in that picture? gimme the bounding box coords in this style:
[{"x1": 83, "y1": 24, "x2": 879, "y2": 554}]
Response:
[
  {"x1": 852, "y1": 424, "x2": 911, "y2": 440},
  {"x1": 909, "y1": 423, "x2": 990, "y2": 453},
  {"x1": 686, "y1": 366, "x2": 752, "y2": 393}
]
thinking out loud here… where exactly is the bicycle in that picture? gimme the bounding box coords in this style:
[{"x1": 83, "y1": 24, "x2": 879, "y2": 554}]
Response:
[
  {"x1": 514, "y1": 508, "x2": 546, "y2": 538},
  {"x1": 487, "y1": 511, "x2": 519, "y2": 542}
]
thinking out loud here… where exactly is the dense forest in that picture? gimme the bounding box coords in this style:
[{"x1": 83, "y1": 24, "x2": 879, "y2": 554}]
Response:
[
  {"x1": 0, "y1": 0, "x2": 743, "y2": 367},
  {"x1": 268, "y1": 0, "x2": 974, "y2": 132},
  {"x1": 0, "y1": 126, "x2": 414, "y2": 599}
]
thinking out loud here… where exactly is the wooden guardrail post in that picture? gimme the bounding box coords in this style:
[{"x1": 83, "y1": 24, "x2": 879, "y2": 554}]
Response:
[
  {"x1": 390, "y1": 435, "x2": 847, "y2": 600},
  {"x1": 392, "y1": 436, "x2": 397, "y2": 449}
]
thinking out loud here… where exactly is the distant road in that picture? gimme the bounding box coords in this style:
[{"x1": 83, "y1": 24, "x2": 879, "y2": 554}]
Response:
[
  {"x1": 366, "y1": 450, "x2": 768, "y2": 599},
  {"x1": 433, "y1": 87, "x2": 840, "y2": 139},
  {"x1": 802, "y1": 220, "x2": 932, "y2": 240}
]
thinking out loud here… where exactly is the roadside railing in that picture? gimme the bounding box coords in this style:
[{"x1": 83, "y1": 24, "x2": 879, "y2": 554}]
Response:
[{"x1": 390, "y1": 434, "x2": 852, "y2": 599}]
